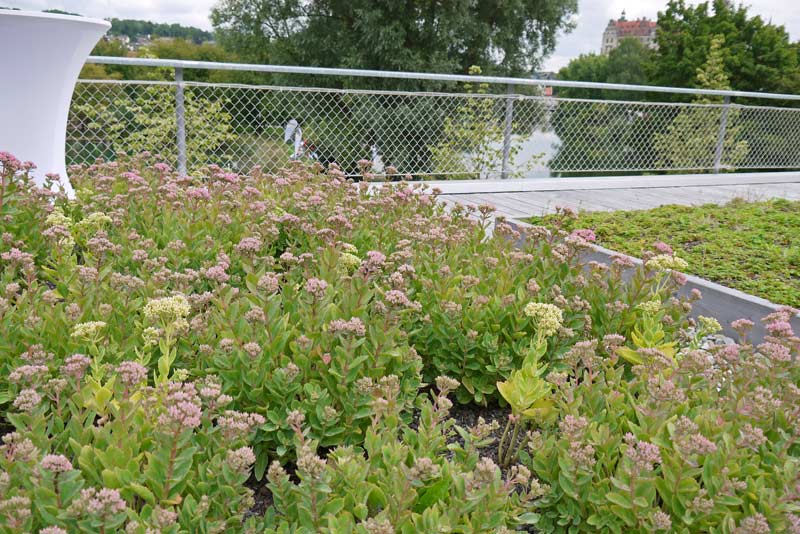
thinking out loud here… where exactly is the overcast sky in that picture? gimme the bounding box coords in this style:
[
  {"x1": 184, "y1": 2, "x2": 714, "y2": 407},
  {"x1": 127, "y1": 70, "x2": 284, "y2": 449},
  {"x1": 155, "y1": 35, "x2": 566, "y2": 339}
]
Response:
[{"x1": 6, "y1": 0, "x2": 800, "y2": 72}]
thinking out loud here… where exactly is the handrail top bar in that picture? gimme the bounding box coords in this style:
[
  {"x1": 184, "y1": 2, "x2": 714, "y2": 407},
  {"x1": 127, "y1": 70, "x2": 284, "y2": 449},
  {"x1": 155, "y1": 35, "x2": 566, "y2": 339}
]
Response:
[{"x1": 87, "y1": 56, "x2": 800, "y2": 102}]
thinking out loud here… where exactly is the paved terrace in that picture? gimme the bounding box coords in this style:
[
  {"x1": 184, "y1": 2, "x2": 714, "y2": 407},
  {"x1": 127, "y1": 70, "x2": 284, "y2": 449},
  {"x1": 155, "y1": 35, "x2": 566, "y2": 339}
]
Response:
[{"x1": 425, "y1": 171, "x2": 800, "y2": 220}]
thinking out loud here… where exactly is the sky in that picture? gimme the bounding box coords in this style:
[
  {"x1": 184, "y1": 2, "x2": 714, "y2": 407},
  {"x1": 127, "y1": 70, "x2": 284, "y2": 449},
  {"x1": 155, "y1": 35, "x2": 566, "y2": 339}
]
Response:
[{"x1": 6, "y1": 0, "x2": 800, "y2": 72}]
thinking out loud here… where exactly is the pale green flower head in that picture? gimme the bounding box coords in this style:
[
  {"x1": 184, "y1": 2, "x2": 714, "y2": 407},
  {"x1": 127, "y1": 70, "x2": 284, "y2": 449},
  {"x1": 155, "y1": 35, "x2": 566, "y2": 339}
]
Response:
[
  {"x1": 341, "y1": 243, "x2": 359, "y2": 255},
  {"x1": 143, "y1": 294, "x2": 190, "y2": 323},
  {"x1": 698, "y1": 315, "x2": 722, "y2": 334},
  {"x1": 523, "y1": 302, "x2": 563, "y2": 337},
  {"x1": 45, "y1": 207, "x2": 73, "y2": 229},
  {"x1": 337, "y1": 252, "x2": 362, "y2": 275},
  {"x1": 71, "y1": 321, "x2": 106, "y2": 339},
  {"x1": 74, "y1": 212, "x2": 113, "y2": 234},
  {"x1": 142, "y1": 326, "x2": 162, "y2": 347},
  {"x1": 646, "y1": 254, "x2": 688, "y2": 272},
  {"x1": 636, "y1": 299, "x2": 661, "y2": 315}
]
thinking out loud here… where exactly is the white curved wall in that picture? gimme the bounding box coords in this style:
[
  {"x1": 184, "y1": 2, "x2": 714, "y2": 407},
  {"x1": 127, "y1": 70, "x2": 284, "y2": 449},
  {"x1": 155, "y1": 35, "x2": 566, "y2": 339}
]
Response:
[{"x1": 0, "y1": 11, "x2": 110, "y2": 197}]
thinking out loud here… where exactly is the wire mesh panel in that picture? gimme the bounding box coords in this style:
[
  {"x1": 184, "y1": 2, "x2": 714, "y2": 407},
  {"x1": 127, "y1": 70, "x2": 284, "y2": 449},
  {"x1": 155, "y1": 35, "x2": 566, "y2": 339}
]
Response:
[
  {"x1": 67, "y1": 79, "x2": 800, "y2": 178},
  {"x1": 67, "y1": 82, "x2": 180, "y2": 168}
]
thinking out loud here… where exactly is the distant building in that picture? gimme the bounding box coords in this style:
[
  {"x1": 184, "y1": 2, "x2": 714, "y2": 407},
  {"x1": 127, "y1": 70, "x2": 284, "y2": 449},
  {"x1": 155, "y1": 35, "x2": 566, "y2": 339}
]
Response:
[{"x1": 601, "y1": 10, "x2": 657, "y2": 54}]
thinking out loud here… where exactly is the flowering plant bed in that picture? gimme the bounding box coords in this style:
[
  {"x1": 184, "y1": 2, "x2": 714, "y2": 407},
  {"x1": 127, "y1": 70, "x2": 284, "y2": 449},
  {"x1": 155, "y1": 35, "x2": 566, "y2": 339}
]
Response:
[
  {"x1": 529, "y1": 198, "x2": 800, "y2": 308},
  {"x1": 1, "y1": 151, "x2": 799, "y2": 533}
]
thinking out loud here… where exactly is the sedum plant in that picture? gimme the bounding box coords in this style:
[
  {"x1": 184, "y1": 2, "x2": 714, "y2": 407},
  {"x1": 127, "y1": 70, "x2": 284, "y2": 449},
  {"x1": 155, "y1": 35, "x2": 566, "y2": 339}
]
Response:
[
  {"x1": 1, "y1": 149, "x2": 762, "y2": 532},
  {"x1": 263, "y1": 376, "x2": 545, "y2": 533},
  {"x1": 520, "y1": 308, "x2": 800, "y2": 533},
  {"x1": 3, "y1": 357, "x2": 262, "y2": 533}
]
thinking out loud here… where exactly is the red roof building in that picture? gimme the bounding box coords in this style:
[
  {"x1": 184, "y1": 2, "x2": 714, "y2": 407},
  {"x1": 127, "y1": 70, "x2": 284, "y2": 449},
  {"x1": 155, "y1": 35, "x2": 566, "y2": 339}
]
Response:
[{"x1": 601, "y1": 11, "x2": 657, "y2": 54}]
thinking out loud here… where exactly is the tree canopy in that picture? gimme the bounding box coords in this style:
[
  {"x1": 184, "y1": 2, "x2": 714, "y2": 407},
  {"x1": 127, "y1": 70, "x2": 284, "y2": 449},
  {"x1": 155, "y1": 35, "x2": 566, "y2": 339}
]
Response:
[
  {"x1": 556, "y1": 38, "x2": 654, "y2": 100},
  {"x1": 210, "y1": 0, "x2": 578, "y2": 80},
  {"x1": 652, "y1": 0, "x2": 800, "y2": 95}
]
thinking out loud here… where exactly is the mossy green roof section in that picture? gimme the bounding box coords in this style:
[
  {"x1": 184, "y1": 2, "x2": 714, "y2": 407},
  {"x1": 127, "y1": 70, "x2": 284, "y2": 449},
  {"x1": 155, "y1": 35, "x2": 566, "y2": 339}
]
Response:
[{"x1": 529, "y1": 198, "x2": 800, "y2": 308}]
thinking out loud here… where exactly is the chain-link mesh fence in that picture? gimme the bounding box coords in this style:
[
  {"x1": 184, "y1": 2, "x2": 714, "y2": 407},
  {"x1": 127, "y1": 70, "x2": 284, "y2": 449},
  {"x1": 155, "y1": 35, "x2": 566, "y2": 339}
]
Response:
[{"x1": 67, "y1": 78, "x2": 800, "y2": 178}]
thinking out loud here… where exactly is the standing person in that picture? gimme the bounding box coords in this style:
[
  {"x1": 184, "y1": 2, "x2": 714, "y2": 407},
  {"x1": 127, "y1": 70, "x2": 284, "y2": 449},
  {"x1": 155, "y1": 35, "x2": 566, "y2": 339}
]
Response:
[{"x1": 284, "y1": 119, "x2": 303, "y2": 160}]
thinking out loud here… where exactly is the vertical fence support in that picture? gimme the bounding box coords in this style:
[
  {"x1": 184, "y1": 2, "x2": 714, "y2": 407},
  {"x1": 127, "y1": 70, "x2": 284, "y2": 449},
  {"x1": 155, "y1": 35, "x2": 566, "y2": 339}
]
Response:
[
  {"x1": 175, "y1": 66, "x2": 187, "y2": 175},
  {"x1": 501, "y1": 84, "x2": 515, "y2": 179},
  {"x1": 713, "y1": 95, "x2": 731, "y2": 174}
]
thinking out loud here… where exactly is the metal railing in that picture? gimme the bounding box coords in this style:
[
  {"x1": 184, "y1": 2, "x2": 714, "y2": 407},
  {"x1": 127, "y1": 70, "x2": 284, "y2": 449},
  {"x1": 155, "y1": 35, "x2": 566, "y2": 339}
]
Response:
[{"x1": 66, "y1": 56, "x2": 800, "y2": 179}]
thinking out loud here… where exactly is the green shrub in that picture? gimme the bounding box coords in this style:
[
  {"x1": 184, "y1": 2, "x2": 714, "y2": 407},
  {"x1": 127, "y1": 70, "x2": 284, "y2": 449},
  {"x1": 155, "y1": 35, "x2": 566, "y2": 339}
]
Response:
[
  {"x1": 3, "y1": 359, "x2": 261, "y2": 533},
  {"x1": 262, "y1": 377, "x2": 542, "y2": 532},
  {"x1": 519, "y1": 308, "x2": 800, "y2": 533},
  {"x1": 4, "y1": 149, "x2": 790, "y2": 533}
]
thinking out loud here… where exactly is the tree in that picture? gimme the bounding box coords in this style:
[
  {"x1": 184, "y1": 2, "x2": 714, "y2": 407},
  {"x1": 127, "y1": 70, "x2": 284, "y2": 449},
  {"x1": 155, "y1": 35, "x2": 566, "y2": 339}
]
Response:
[
  {"x1": 556, "y1": 38, "x2": 654, "y2": 100},
  {"x1": 654, "y1": 34, "x2": 748, "y2": 170},
  {"x1": 550, "y1": 38, "x2": 658, "y2": 174},
  {"x1": 554, "y1": 52, "x2": 609, "y2": 100},
  {"x1": 652, "y1": 0, "x2": 800, "y2": 96},
  {"x1": 210, "y1": 0, "x2": 578, "y2": 84}
]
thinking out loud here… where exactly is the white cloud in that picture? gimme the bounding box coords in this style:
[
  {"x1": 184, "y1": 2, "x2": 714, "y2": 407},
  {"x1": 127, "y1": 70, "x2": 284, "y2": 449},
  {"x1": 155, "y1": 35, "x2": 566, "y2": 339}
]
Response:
[{"x1": 5, "y1": 0, "x2": 217, "y2": 29}]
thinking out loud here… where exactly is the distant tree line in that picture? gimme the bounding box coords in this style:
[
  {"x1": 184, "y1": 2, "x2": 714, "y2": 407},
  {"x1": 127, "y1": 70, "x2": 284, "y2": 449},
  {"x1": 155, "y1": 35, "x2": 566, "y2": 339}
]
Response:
[{"x1": 106, "y1": 18, "x2": 213, "y2": 44}]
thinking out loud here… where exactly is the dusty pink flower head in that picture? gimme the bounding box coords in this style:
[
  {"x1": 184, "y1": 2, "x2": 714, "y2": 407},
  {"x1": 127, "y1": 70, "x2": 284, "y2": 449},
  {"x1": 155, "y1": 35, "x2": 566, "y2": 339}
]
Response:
[
  {"x1": 731, "y1": 318, "x2": 754, "y2": 332},
  {"x1": 758, "y1": 342, "x2": 791, "y2": 362},
  {"x1": 9, "y1": 364, "x2": 49, "y2": 385},
  {"x1": 358, "y1": 250, "x2": 387, "y2": 276},
  {"x1": 40, "y1": 527, "x2": 68, "y2": 534},
  {"x1": 61, "y1": 354, "x2": 91, "y2": 380},
  {"x1": 158, "y1": 382, "x2": 202, "y2": 430},
  {"x1": 385, "y1": 289, "x2": 412, "y2": 307},
  {"x1": 217, "y1": 410, "x2": 265, "y2": 440},
  {"x1": 243, "y1": 342, "x2": 262, "y2": 358},
  {"x1": 186, "y1": 186, "x2": 211, "y2": 200},
  {"x1": 653, "y1": 241, "x2": 673, "y2": 255},
  {"x1": 257, "y1": 272, "x2": 281, "y2": 293},
  {"x1": 70, "y1": 487, "x2": 127, "y2": 517},
  {"x1": 732, "y1": 513, "x2": 770, "y2": 534},
  {"x1": 227, "y1": 446, "x2": 256, "y2": 473},
  {"x1": 624, "y1": 433, "x2": 661, "y2": 471},
  {"x1": 204, "y1": 265, "x2": 230, "y2": 284},
  {"x1": 41, "y1": 454, "x2": 73, "y2": 473},
  {"x1": 558, "y1": 415, "x2": 588, "y2": 440},
  {"x1": 116, "y1": 361, "x2": 148, "y2": 387},
  {"x1": 766, "y1": 321, "x2": 793, "y2": 338},
  {"x1": 13, "y1": 388, "x2": 42, "y2": 412},
  {"x1": 328, "y1": 317, "x2": 366, "y2": 337},
  {"x1": 304, "y1": 277, "x2": 328, "y2": 299},
  {"x1": 569, "y1": 228, "x2": 596, "y2": 243},
  {"x1": 235, "y1": 236, "x2": 262, "y2": 255}
]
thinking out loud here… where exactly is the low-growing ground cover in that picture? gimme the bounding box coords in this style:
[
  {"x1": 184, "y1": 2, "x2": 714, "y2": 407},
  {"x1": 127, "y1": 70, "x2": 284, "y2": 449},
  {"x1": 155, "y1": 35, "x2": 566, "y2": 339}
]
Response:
[
  {"x1": 529, "y1": 198, "x2": 800, "y2": 307},
  {"x1": 1, "y1": 151, "x2": 799, "y2": 533}
]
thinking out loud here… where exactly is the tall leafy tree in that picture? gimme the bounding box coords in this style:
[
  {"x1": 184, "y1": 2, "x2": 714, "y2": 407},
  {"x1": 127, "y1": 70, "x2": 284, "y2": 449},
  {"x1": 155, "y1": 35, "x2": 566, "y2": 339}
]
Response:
[
  {"x1": 210, "y1": 0, "x2": 578, "y2": 82},
  {"x1": 653, "y1": 0, "x2": 800, "y2": 96},
  {"x1": 654, "y1": 34, "x2": 748, "y2": 170}
]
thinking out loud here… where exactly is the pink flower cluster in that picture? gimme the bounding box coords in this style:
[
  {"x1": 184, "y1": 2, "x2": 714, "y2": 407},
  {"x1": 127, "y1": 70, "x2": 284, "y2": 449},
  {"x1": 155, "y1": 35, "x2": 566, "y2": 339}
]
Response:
[
  {"x1": 158, "y1": 382, "x2": 203, "y2": 430},
  {"x1": 70, "y1": 487, "x2": 127, "y2": 517},
  {"x1": 328, "y1": 317, "x2": 367, "y2": 337},
  {"x1": 116, "y1": 361, "x2": 148, "y2": 387},
  {"x1": 624, "y1": 433, "x2": 661, "y2": 472},
  {"x1": 304, "y1": 277, "x2": 328, "y2": 299},
  {"x1": 60, "y1": 354, "x2": 91, "y2": 380}
]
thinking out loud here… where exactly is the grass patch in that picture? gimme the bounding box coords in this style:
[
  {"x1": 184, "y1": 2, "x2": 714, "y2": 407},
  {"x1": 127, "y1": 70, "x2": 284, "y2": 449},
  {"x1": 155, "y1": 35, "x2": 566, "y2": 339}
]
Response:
[{"x1": 529, "y1": 197, "x2": 800, "y2": 307}]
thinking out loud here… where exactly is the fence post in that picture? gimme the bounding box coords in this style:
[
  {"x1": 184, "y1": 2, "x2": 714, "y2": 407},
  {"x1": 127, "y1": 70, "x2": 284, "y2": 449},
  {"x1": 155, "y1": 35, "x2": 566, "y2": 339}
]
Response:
[
  {"x1": 713, "y1": 95, "x2": 731, "y2": 174},
  {"x1": 175, "y1": 66, "x2": 187, "y2": 175},
  {"x1": 501, "y1": 84, "x2": 515, "y2": 179}
]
